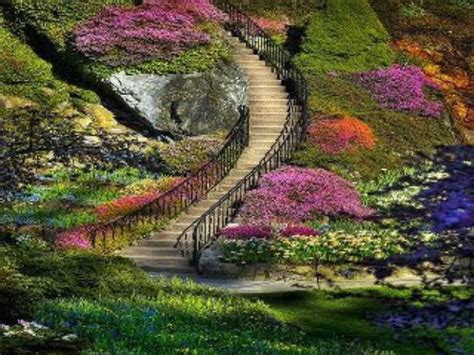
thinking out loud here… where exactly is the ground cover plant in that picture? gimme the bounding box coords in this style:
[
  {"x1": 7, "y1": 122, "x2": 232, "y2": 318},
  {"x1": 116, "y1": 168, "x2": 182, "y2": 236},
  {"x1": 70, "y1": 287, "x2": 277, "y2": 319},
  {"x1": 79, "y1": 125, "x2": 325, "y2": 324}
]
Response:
[
  {"x1": 0, "y1": 244, "x2": 403, "y2": 354},
  {"x1": 2, "y1": 0, "x2": 232, "y2": 81}
]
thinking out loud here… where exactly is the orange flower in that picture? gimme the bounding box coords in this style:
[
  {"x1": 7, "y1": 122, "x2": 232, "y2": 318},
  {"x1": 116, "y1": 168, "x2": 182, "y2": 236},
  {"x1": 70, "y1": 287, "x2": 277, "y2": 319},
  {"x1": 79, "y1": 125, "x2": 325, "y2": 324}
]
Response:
[{"x1": 308, "y1": 117, "x2": 376, "y2": 155}]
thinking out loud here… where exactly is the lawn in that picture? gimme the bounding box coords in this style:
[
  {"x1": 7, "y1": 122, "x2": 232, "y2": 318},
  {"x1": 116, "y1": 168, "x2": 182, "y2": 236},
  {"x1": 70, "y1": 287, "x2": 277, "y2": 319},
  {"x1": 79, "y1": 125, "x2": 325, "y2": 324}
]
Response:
[{"x1": 262, "y1": 287, "x2": 474, "y2": 354}]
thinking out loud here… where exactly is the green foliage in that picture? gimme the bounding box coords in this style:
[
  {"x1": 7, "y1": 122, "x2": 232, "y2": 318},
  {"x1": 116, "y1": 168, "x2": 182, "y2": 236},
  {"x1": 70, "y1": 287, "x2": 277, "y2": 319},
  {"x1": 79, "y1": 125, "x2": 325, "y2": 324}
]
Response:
[
  {"x1": 294, "y1": 0, "x2": 395, "y2": 74},
  {"x1": 263, "y1": 287, "x2": 474, "y2": 354},
  {"x1": 155, "y1": 136, "x2": 223, "y2": 175},
  {"x1": 0, "y1": 26, "x2": 52, "y2": 84},
  {"x1": 292, "y1": 73, "x2": 455, "y2": 180},
  {"x1": 2, "y1": 0, "x2": 135, "y2": 50},
  {"x1": 400, "y1": 2, "x2": 427, "y2": 18}
]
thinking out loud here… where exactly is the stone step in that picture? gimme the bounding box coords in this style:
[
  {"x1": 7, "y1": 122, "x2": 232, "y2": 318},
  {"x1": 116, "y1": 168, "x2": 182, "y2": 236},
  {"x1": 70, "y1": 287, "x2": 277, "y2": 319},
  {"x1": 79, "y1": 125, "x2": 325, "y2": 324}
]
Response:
[
  {"x1": 245, "y1": 72, "x2": 278, "y2": 80},
  {"x1": 237, "y1": 48, "x2": 256, "y2": 55},
  {"x1": 237, "y1": 53, "x2": 261, "y2": 61},
  {"x1": 245, "y1": 68, "x2": 277, "y2": 76},
  {"x1": 251, "y1": 93, "x2": 289, "y2": 100},
  {"x1": 251, "y1": 112, "x2": 288, "y2": 120},
  {"x1": 235, "y1": 59, "x2": 267, "y2": 66},
  {"x1": 252, "y1": 105, "x2": 288, "y2": 113},
  {"x1": 251, "y1": 98, "x2": 288, "y2": 104},
  {"x1": 251, "y1": 125, "x2": 284, "y2": 134},
  {"x1": 251, "y1": 86, "x2": 286, "y2": 93}
]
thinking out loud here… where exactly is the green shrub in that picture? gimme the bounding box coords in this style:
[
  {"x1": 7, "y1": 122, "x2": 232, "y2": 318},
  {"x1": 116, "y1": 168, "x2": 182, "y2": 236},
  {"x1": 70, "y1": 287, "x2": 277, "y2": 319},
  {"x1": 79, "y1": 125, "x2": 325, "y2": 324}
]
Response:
[{"x1": 294, "y1": 0, "x2": 395, "y2": 74}]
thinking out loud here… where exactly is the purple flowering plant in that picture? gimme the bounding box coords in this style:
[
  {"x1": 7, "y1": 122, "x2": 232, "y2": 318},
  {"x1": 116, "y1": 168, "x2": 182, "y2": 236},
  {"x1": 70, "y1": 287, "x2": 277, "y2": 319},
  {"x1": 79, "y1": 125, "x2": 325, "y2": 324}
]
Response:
[
  {"x1": 355, "y1": 65, "x2": 444, "y2": 117},
  {"x1": 241, "y1": 166, "x2": 374, "y2": 225},
  {"x1": 220, "y1": 225, "x2": 273, "y2": 240},
  {"x1": 73, "y1": 0, "x2": 225, "y2": 66}
]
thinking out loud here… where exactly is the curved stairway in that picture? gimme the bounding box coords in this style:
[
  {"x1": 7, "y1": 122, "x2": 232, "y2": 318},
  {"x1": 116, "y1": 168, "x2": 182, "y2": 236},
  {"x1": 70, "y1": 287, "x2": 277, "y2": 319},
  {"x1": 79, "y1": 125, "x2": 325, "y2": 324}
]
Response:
[{"x1": 120, "y1": 33, "x2": 290, "y2": 274}]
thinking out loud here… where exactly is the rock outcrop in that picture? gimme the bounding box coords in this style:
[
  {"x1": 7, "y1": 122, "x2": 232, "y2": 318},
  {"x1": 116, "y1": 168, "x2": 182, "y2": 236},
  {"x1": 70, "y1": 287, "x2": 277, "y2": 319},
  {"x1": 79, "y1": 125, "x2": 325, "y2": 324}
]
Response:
[{"x1": 107, "y1": 62, "x2": 249, "y2": 136}]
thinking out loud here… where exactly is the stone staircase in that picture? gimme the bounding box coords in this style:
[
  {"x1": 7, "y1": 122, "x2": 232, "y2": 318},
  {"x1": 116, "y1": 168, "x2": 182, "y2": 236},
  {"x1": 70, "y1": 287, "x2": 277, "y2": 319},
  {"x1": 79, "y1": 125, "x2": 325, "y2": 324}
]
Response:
[{"x1": 120, "y1": 33, "x2": 289, "y2": 274}]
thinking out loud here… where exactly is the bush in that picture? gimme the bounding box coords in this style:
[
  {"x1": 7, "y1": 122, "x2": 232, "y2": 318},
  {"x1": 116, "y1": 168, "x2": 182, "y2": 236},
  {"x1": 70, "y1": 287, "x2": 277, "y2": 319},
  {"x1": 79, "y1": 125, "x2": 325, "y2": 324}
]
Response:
[
  {"x1": 294, "y1": 0, "x2": 394, "y2": 74},
  {"x1": 241, "y1": 166, "x2": 374, "y2": 224},
  {"x1": 355, "y1": 65, "x2": 444, "y2": 117},
  {"x1": 72, "y1": 4, "x2": 214, "y2": 66},
  {"x1": 308, "y1": 116, "x2": 377, "y2": 155}
]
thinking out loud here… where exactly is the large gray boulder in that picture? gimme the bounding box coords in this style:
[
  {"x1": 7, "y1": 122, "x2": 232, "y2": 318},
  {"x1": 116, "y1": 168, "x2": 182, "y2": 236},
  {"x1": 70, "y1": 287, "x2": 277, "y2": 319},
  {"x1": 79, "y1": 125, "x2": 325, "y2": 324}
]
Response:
[{"x1": 107, "y1": 62, "x2": 249, "y2": 136}]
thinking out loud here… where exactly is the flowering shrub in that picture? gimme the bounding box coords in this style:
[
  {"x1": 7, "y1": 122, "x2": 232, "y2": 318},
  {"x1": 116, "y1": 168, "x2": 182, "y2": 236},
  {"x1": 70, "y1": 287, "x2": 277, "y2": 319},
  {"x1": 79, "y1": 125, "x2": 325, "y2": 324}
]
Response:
[
  {"x1": 241, "y1": 167, "x2": 374, "y2": 224},
  {"x1": 96, "y1": 191, "x2": 161, "y2": 221},
  {"x1": 122, "y1": 177, "x2": 182, "y2": 196},
  {"x1": 221, "y1": 225, "x2": 273, "y2": 240},
  {"x1": 251, "y1": 16, "x2": 289, "y2": 36},
  {"x1": 355, "y1": 65, "x2": 444, "y2": 117},
  {"x1": 145, "y1": 0, "x2": 226, "y2": 23},
  {"x1": 96, "y1": 177, "x2": 183, "y2": 220},
  {"x1": 55, "y1": 227, "x2": 92, "y2": 250},
  {"x1": 281, "y1": 225, "x2": 319, "y2": 237},
  {"x1": 72, "y1": 0, "x2": 225, "y2": 66},
  {"x1": 308, "y1": 117, "x2": 376, "y2": 155}
]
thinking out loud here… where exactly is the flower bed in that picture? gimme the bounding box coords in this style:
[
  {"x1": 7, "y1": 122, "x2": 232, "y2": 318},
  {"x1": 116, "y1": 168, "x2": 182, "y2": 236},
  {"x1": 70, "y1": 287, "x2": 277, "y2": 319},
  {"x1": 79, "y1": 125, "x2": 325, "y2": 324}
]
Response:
[
  {"x1": 354, "y1": 65, "x2": 444, "y2": 117},
  {"x1": 72, "y1": 0, "x2": 225, "y2": 66},
  {"x1": 219, "y1": 225, "x2": 437, "y2": 266},
  {"x1": 240, "y1": 166, "x2": 374, "y2": 224},
  {"x1": 308, "y1": 116, "x2": 376, "y2": 155}
]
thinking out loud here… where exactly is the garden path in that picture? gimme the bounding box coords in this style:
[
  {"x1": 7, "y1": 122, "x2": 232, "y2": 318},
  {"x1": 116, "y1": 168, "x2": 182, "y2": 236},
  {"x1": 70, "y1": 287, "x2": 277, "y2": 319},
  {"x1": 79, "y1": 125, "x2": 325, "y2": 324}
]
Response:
[
  {"x1": 120, "y1": 33, "x2": 290, "y2": 274},
  {"x1": 150, "y1": 273, "x2": 466, "y2": 295}
]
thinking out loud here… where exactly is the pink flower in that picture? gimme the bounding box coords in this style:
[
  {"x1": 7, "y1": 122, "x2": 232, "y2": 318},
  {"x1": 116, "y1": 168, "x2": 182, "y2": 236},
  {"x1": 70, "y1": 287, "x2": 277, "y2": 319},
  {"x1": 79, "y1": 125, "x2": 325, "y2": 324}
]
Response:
[
  {"x1": 241, "y1": 166, "x2": 374, "y2": 224},
  {"x1": 55, "y1": 227, "x2": 92, "y2": 250},
  {"x1": 72, "y1": 1, "x2": 224, "y2": 66},
  {"x1": 355, "y1": 65, "x2": 444, "y2": 117}
]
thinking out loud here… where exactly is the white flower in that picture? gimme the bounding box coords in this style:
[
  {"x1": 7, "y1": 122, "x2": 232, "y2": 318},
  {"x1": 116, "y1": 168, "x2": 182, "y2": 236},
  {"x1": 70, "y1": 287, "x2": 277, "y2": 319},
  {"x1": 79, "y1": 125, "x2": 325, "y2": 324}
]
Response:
[
  {"x1": 0, "y1": 324, "x2": 10, "y2": 332},
  {"x1": 62, "y1": 334, "x2": 79, "y2": 342}
]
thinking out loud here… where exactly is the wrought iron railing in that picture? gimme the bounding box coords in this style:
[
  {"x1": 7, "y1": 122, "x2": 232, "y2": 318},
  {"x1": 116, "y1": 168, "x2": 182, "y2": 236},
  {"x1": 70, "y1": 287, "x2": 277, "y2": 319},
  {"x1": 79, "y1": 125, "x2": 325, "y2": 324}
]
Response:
[
  {"x1": 176, "y1": 0, "x2": 309, "y2": 265},
  {"x1": 70, "y1": 106, "x2": 250, "y2": 250}
]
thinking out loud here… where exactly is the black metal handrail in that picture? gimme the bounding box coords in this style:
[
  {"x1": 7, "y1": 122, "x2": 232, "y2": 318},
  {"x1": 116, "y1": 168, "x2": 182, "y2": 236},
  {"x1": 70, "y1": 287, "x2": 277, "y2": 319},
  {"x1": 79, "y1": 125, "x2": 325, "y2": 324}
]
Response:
[
  {"x1": 65, "y1": 106, "x2": 250, "y2": 249},
  {"x1": 176, "y1": 0, "x2": 309, "y2": 264}
]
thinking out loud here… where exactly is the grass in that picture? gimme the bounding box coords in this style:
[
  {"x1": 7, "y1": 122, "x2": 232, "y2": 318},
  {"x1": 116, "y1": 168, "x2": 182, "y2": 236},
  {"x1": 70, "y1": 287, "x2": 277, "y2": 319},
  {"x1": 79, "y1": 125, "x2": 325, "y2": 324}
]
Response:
[
  {"x1": 294, "y1": 0, "x2": 395, "y2": 74},
  {"x1": 261, "y1": 287, "x2": 474, "y2": 354},
  {"x1": 0, "y1": 247, "x2": 398, "y2": 354}
]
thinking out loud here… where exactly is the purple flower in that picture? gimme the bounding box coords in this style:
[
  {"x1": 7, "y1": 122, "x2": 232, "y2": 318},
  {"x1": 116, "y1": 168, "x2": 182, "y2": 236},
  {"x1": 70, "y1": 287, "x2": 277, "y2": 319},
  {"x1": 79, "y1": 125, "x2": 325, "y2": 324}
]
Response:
[
  {"x1": 220, "y1": 225, "x2": 273, "y2": 240},
  {"x1": 355, "y1": 65, "x2": 444, "y2": 117},
  {"x1": 240, "y1": 166, "x2": 374, "y2": 225},
  {"x1": 72, "y1": 1, "x2": 224, "y2": 66}
]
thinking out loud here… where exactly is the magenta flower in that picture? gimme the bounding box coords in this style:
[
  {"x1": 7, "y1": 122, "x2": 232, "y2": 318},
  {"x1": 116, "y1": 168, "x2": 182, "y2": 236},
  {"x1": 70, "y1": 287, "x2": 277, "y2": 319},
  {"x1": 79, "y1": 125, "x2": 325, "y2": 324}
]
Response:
[
  {"x1": 72, "y1": 1, "x2": 224, "y2": 66},
  {"x1": 241, "y1": 166, "x2": 374, "y2": 224},
  {"x1": 355, "y1": 65, "x2": 444, "y2": 117},
  {"x1": 55, "y1": 227, "x2": 92, "y2": 250},
  {"x1": 221, "y1": 225, "x2": 273, "y2": 240}
]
